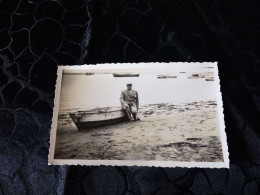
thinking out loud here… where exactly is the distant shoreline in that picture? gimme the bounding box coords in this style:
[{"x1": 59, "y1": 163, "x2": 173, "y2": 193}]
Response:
[{"x1": 58, "y1": 99, "x2": 217, "y2": 117}]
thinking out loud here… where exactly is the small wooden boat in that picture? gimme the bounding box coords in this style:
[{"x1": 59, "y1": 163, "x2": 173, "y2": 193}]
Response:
[
  {"x1": 113, "y1": 73, "x2": 139, "y2": 77},
  {"x1": 188, "y1": 73, "x2": 205, "y2": 79},
  {"x1": 205, "y1": 77, "x2": 214, "y2": 81},
  {"x1": 157, "y1": 74, "x2": 177, "y2": 79},
  {"x1": 69, "y1": 107, "x2": 128, "y2": 130},
  {"x1": 85, "y1": 72, "x2": 94, "y2": 75},
  {"x1": 191, "y1": 73, "x2": 199, "y2": 77}
]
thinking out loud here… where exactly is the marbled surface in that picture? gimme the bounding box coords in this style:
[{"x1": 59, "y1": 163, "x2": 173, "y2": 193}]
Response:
[{"x1": 0, "y1": 0, "x2": 260, "y2": 194}]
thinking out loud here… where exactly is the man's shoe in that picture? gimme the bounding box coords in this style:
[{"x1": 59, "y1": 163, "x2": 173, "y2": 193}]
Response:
[{"x1": 133, "y1": 114, "x2": 138, "y2": 121}]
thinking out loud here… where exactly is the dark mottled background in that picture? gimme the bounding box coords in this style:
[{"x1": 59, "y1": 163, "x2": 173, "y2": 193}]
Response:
[{"x1": 0, "y1": 0, "x2": 260, "y2": 194}]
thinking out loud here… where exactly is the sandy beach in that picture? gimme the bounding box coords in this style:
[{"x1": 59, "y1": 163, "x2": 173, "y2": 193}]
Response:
[{"x1": 54, "y1": 100, "x2": 223, "y2": 162}]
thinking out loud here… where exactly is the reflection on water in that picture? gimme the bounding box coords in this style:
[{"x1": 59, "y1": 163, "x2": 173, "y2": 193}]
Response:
[{"x1": 59, "y1": 72, "x2": 216, "y2": 111}]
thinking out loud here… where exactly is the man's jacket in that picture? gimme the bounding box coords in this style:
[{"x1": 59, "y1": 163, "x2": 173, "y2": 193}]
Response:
[{"x1": 120, "y1": 90, "x2": 139, "y2": 109}]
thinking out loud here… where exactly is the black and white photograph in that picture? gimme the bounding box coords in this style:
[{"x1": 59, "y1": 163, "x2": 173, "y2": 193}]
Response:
[{"x1": 49, "y1": 63, "x2": 229, "y2": 168}]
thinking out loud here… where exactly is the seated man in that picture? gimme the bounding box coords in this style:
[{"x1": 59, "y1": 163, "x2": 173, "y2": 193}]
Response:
[{"x1": 120, "y1": 82, "x2": 139, "y2": 121}]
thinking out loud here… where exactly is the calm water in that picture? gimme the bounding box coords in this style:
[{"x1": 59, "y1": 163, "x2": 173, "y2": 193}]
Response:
[{"x1": 59, "y1": 72, "x2": 217, "y2": 111}]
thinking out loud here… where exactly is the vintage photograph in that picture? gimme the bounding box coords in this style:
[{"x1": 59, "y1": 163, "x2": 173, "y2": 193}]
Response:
[{"x1": 49, "y1": 63, "x2": 229, "y2": 168}]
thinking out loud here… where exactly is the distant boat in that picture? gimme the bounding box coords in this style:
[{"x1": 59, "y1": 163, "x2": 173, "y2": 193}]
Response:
[
  {"x1": 192, "y1": 73, "x2": 199, "y2": 77},
  {"x1": 179, "y1": 71, "x2": 186, "y2": 73},
  {"x1": 113, "y1": 73, "x2": 139, "y2": 77},
  {"x1": 85, "y1": 72, "x2": 94, "y2": 75},
  {"x1": 157, "y1": 74, "x2": 177, "y2": 79},
  {"x1": 205, "y1": 77, "x2": 214, "y2": 81},
  {"x1": 188, "y1": 73, "x2": 205, "y2": 79},
  {"x1": 69, "y1": 107, "x2": 128, "y2": 130}
]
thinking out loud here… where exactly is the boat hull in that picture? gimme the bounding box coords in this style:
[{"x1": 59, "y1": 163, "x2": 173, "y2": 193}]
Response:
[
  {"x1": 70, "y1": 109, "x2": 128, "y2": 130},
  {"x1": 74, "y1": 117, "x2": 127, "y2": 130}
]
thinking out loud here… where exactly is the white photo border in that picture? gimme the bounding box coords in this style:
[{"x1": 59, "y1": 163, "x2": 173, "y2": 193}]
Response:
[{"x1": 48, "y1": 62, "x2": 229, "y2": 168}]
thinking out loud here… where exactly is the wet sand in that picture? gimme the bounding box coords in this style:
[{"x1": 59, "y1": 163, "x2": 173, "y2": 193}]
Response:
[{"x1": 54, "y1": 100, "x2": 223, "y2": 162}]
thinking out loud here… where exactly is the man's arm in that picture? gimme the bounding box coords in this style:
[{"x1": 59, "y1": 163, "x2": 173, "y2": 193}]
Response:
[
  {"x1": 136, "y1": 91, "x2": 139, "y2": 110},
  {"x1": 120, "y1": 91, "x2": 127, "y2": 107}
]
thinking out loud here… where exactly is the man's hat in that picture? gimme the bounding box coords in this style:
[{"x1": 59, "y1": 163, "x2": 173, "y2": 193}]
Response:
[{"x1": 126, "y1": 82, "x2": 132, "y2": 86}]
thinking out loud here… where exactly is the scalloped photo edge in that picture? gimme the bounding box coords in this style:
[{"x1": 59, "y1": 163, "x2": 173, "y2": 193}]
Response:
[{"x1": 48, "y1": 62, "x2": 229, "y2": 168}]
